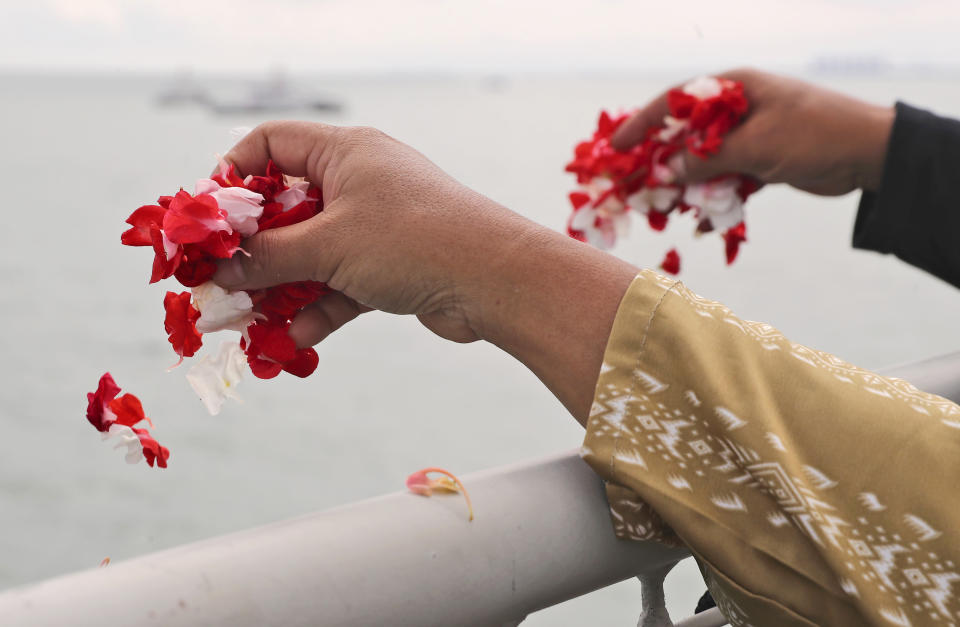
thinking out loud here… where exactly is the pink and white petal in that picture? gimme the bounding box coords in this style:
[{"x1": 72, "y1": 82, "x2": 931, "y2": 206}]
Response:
[
  {"x1": 161, "y1": 232, "x2": 179, "y2": 261},
  {"x1": 275, "y1": 181, "x2": 310, "y2": 212},
  {"x1": 209, "y1": 187, "x2": 264, "y2": 237},
  {"x1": 194, "y1": 178, "x2": 222, "y2": 196}
]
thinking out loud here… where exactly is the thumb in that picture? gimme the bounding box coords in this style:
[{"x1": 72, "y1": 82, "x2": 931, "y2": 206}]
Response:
[{"x1": 213, "y1": 211, "x2": 339, "y2": 290}]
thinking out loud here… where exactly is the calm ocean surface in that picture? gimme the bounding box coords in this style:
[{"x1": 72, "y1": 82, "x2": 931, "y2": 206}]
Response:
[{"x1": 2, "y1": 72, "x2": 960, "y2": 624}]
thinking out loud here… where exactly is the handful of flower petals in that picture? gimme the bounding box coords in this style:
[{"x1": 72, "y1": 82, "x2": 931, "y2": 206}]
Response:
[
  {"x1": 565, "y1": 76, "x2": 762, "y2": 274},
  {"x1": 85, "y1": 159, "x2": 330, "y2": 468}
]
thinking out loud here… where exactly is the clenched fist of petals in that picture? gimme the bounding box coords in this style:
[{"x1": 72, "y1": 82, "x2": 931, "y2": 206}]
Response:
[{"x1": 565, "y1": 76, "x2": 761, "y2": 272}]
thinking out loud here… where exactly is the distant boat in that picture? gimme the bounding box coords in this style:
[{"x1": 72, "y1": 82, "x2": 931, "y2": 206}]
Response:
[
  {"x1": 156, "y1": 72, "x2": 210, "y2": 107},
  {"x1": 155, "y1": 71, "x2": 342, "y2": 114},
  {"x1": 808, "y1": 55, "x2": 891, "y2": 76},
  {"x1": 204, "y1": 73, "x2": 342, "y2": 115}
]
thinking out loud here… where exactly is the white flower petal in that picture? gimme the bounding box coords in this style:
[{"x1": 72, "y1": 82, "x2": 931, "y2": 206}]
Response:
[
  {"x1": 682, "y1": 76, "x2": 723, "y2": 99},
  {"x1": 102, "y1": 424, "x2": 143, "y2": 464},
  {"x1": 192, "y1": 282, "x2": 257, "y2": 334},
  {"x1": 683, "y1": 180, "x2": 744, "y2": 230},
  {"x1": 186, "y1": 341, "x2": 247, "y2": 415}
]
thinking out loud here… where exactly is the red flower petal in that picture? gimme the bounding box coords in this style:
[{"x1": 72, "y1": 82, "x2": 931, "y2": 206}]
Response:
[
  {"x1": 247, "y1": 321, "x2": 297, "y2": 363},
  {"x1": 163, "y1": 291, "x2": 202, "y2": 360},
  {"x1": 723, "y1": 222, "x2": 747, "y2": 265},
  {"x1": 122, "y1": 205, "x2": 166, "y2": 247},
  {"x1": 173, "y1": 247, "x2": 218, "y2": 287},
  {"x1": 150, "y1": 226, "x2": 182, "y2": 284},
  {"x1": 667, "y1": 89, "x2": 698, "y2": 118},
  {"x1": 133, "y1": 427, "x2": 170, "y2": 468},
  {"x1": 86, "y1": 372, "x2": 121, "y2": 432},
  {"x1": 659, "y1": 248, "x2": 681, "y2": 275},
  {"x1": 283, "y1": 347, "x2": 319, "y2": 378},
  {"x1": 256, "y1": 200, "x2": 319, "y2": 232},
  {"x1": 108, "y1": 393, "x2": 148, "y2": 428},
  {"x1": 192, "y1": 229, "x2": 242, "y2": 259},
  {"x1": 243, "y1": 160, "x2": 285, "y2": 201},
  {"x1": 647, "y1": 210, "x2": 669, "y2": 232},
  {"x1": 211, "y1": 163, "x2": 245, "y2": 188},
  {"x1": 568, "y1": 191, "x2": 591, "y2": 210},
  {"x1": 248, "y1": 356, "x2": 284, "y2": 379},
  {"x1": 257, "y1": 281, "x2": 329, "y2": 320},
  {"x1": 162, "y1": 191, "x2": 228, "y2": 245}
]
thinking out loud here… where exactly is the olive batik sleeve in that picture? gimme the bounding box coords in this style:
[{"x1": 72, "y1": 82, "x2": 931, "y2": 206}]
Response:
[{"x1": 582, "y1": 270, "x2": 960, "y2": 627}]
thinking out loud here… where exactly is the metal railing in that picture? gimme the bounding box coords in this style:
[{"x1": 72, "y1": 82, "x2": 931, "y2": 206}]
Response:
[{"x1": 2, "y1": 351, "x2": 959, "y2": 626}]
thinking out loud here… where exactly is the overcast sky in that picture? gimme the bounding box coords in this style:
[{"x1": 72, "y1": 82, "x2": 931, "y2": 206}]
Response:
[{"x1": 2, "y1": 0, "x2": 958, "y2": 73}]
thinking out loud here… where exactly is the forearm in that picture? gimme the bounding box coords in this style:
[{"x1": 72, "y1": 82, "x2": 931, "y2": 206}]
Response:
[{"x1": 464, "y1": 213, "x2": 637, "y2": 425}]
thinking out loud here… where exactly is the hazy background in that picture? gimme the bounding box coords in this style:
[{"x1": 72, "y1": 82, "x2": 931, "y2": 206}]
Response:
[{"x1": 2, "y1": 1, "x2": 960, "y2": 625}]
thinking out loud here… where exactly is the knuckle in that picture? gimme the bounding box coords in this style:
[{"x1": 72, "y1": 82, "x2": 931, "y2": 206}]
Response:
[
  {"x1": 342, "y1": 125, "x2": 388, "y2": 147},
  {"x1": 726, "y1": 66, "x2": 758, "y2": 82}
]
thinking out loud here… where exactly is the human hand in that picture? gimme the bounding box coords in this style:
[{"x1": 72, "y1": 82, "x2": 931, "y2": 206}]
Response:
[
  {"x1": 214, "y1": 121, "x2": 638, "y2": 422},
  {"x1": 213, "y1": 121, "x2": 523, "y2": 347},
  {"x1": 611, "y1": 68, "x2": 895, "y2": 195}
]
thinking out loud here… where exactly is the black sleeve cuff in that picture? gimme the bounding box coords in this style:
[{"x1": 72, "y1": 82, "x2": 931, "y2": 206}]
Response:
[{"x1": 853, "y1": 102, "x2": 960, "y2": 288}]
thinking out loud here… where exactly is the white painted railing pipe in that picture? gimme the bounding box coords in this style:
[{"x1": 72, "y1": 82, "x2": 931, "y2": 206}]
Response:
[
  {"x1": 0, "y1": 451, "x2": 688, "y2": 626},
  {"x1": 1, "y1": 351, "x2": 957, "y2": 626}
]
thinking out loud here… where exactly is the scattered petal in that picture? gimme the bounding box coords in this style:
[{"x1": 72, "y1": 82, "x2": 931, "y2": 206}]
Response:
[
  {"x1": 186, "y1": 342, "x2": 247, "y2": 415},
  {"x1": 406, "y1": 467, "x2": 475, "y2": 521},
  {"x1": 660, "y1": 248, "x2": 681, "y2": 275}
]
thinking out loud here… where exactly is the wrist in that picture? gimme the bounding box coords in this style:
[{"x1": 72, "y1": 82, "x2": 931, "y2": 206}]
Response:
[
  {"x1": 853, "y1": 104, "x2": 895, "y2": 192},
  {"x1": 462, "y1": 214, "x2": 638, "y2": 423}
]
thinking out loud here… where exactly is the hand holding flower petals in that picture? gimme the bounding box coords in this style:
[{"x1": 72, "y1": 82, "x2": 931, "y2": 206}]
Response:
[
  {"x1": 565, "y1": 76, "x2": 759, "y2": 272},
  {"x1": 111, "y1": 159, "x2": 330, "y2": 464}
]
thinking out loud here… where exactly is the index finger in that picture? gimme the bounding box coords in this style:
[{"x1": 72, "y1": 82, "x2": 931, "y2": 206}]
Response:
[
  {"x1": 219, "y1": 120, "x2": 340, "y2": 180},
  {"x1": 610, "y1": 89, "x2": 672, "y2": 151}
]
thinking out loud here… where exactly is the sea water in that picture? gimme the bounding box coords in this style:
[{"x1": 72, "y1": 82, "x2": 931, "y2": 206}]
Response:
[{"x1": 1, "y1": 72, "x2": 959, "y2": 624}]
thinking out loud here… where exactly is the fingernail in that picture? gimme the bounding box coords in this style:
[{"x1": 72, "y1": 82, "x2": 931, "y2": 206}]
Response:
[{"x1": 213, "y1": 257, "x2": 246, "y2": 287}]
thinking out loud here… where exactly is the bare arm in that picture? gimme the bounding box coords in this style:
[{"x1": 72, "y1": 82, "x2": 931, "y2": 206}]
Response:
[{"x1": 212, "y1": 121, "x2": 636, "y2": 424}]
